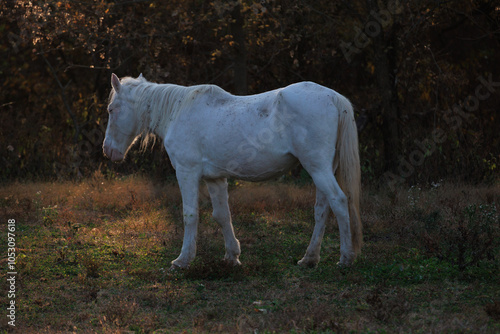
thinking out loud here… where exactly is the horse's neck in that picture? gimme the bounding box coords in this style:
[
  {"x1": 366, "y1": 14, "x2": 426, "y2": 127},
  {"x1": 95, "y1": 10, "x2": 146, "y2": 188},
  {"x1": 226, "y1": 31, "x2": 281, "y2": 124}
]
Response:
[
  {"x1": 139, "y1": 83, "x2": 225, "y2": 139},
  {"x1": 139, "y1": 83, "x2": 188, "y2": 139}
]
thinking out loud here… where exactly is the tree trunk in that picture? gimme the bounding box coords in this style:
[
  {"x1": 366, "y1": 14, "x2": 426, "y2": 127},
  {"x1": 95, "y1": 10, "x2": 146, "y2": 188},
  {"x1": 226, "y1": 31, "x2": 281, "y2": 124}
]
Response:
[
  {"x1": 230, "y1": 3, "x2": 248, "y2": 95},
  {"x1": 367, "y1": 0, "x2": 399, "y2": 171}
]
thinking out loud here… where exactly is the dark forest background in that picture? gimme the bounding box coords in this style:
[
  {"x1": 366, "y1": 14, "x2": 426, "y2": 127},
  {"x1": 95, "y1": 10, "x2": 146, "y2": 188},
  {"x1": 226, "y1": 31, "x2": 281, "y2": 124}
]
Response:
[{"x1": 1, "y1": 0, "x2": 499, "y2": 185}]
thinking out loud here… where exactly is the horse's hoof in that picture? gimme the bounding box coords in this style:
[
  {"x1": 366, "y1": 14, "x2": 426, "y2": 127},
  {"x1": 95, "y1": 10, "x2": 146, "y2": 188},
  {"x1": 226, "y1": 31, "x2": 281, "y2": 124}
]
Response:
[
  {"x1": 168, "y1": 264, "x2": 180, "y2": 272},
  {"x1": 169, "y1": 263, "x2": 187, "y2": 272},
  {"x1": 229, "y1": 260, "x2": 241, "y2": 267},
  {"x1": 297, "y1": 258, "x2": 318, "y2": 268},
  {"x1": 224, "y1": 258, "x2": 242, "y2": 266},
  {"x1": 337, "y1": 254, "x2": 354, "y2": 267},
  {"x1": 336, "y1": 261, "x2": 350, "y2": 268}
]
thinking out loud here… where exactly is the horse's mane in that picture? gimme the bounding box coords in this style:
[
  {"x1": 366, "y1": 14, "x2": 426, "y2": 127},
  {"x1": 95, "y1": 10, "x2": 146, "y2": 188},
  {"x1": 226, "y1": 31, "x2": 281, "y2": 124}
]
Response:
[{"x1": 110, "y1": 76, "x2": 228, "y2": 149}]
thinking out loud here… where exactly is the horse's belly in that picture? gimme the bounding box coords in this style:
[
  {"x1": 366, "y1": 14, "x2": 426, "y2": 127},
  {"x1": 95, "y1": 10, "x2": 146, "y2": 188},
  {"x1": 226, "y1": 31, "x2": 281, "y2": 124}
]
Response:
[{"x1": 202, "y1": 152, "x2": 298, "y2": 181}]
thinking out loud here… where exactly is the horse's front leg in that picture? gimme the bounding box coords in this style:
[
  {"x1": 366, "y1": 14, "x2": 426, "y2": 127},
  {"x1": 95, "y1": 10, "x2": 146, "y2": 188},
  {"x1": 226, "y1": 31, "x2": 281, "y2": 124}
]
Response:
[
  {"x1": 171, "y1": 170, "x2": 201, "y2": 269},
  {"x1": 206, "y1": 178, "x2": 241, "y2": 265}
]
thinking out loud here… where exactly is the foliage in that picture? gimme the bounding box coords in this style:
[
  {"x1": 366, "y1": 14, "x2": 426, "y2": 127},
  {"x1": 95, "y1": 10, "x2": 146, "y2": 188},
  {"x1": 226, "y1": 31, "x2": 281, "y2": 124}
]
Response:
[
  {"x1": 1, "y1": 1, "x2": 499, "y2": 183},
  {"x1": 420, "y1": 203, "x2": 500, "y2": 271}
]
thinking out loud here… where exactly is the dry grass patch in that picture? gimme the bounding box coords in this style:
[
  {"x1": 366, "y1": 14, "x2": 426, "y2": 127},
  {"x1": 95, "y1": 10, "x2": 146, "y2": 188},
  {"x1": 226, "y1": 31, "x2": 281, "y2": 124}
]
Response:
[
  {"x1": 0, "y1": 178, "x2": 499, "y2": 333},
  {"x1": 228, "y1": 182, "x2": 315, "y2": 215}
]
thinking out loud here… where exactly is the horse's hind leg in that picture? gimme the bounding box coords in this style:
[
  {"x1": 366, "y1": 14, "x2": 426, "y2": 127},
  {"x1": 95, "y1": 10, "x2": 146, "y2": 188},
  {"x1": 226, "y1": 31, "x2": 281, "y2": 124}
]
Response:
[
  {"x1": 300, "y1": 163, "x2": 354, "y2": 266},
  {"x1": 298, "y1": 189, "x2": 329, "y2": 267},
  {"x1": 206, "y1": 178, "x2": 241, "y2": 265},
  {"x1": 313, "y1": 169, "x2": 354, "y2": 266}
]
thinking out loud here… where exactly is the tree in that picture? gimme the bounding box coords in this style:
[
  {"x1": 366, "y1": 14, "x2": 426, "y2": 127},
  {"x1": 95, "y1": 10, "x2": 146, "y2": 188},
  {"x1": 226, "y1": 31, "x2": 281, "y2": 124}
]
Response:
[{"x1": 1, "y1": 0, "x2": 499, "y2": 182}]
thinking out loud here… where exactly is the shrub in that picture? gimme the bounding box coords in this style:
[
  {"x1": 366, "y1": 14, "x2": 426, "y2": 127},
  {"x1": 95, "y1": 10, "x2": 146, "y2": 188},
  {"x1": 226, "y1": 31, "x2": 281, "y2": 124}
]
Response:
[{"x1": 421, "y1": 203, "x2": 500, "y2": 271}]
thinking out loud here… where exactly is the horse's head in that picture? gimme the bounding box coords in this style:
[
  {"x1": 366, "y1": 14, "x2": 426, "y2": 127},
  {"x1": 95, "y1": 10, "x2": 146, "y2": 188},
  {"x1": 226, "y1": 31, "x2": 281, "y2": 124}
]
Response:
[{"x1": 103, "y1": 73, "x2": 145, "y2": 162}]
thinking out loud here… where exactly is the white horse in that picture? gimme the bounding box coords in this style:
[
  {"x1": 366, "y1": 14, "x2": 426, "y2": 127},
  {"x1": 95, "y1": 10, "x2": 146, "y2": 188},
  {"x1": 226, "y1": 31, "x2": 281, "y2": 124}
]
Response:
[{"x1": 103, "y1": 73, "x2": 362, "y2": 269}]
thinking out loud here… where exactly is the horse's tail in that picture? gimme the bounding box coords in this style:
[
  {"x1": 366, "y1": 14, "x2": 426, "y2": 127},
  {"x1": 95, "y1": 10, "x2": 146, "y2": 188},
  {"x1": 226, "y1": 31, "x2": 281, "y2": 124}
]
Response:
[{"x1": 334, "y1": 94, "x2": 362, "y2": 255}]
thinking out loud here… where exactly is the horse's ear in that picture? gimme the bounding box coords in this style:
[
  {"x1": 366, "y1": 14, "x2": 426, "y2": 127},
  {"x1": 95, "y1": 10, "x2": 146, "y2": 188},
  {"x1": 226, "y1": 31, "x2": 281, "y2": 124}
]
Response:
[{"x1": 111, "y1": 73, "x2": 121, "y2": 93}]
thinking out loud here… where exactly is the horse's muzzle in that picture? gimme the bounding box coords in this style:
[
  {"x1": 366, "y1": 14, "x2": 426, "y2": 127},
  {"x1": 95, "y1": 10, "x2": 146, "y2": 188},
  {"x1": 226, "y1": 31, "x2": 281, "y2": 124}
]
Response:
[{"x1": 103, "y1": 145, "x2": 124, "y2": 162}]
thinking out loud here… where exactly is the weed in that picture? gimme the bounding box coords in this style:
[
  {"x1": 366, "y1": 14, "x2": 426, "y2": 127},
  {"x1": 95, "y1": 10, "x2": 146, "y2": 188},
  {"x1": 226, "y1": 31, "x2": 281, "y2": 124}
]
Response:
[
  {"x1": 78, "y1": 253, "x2": 101, "y2": 278},
  {"x1": 102, "y1": 295, "x2": 139, "y2": 327},
  {"x1": 56, "y1": 245, "x2": 69, "y2": 263},
  {"x1": 41, "y1": 205, "x2": 59, "y2": 226},
  {"x1": 421, "y1": 203, "x2": 500, "y2": 272}
]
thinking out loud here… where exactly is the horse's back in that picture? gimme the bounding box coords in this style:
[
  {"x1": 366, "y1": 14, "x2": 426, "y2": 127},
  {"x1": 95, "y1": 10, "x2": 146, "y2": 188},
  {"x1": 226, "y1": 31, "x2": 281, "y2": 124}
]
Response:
[
  {"x1": 195, "y1": 81, "x2": 338, "y2": 118},
  {"x1": 279, "y1": 82, "x2": 340, "y2": 115}
]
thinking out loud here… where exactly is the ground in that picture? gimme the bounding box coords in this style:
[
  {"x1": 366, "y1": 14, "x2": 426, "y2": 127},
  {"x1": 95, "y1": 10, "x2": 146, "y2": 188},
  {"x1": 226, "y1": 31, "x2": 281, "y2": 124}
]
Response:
[{"x1": 0, "y1": 173, "x2": 499, "y2": 333}]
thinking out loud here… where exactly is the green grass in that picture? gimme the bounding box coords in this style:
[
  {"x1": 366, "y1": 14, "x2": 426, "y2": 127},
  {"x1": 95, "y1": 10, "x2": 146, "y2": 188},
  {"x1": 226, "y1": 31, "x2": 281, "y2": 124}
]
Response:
[{"x1": 0, "y1": 175, "x2": 499, "y2": 333}]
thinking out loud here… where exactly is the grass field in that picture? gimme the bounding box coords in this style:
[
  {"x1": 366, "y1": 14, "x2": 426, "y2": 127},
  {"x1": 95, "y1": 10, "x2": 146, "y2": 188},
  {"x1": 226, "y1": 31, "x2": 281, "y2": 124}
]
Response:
[{"x1": 1, "y1": 173, "x2": 499, "y2": 333}]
